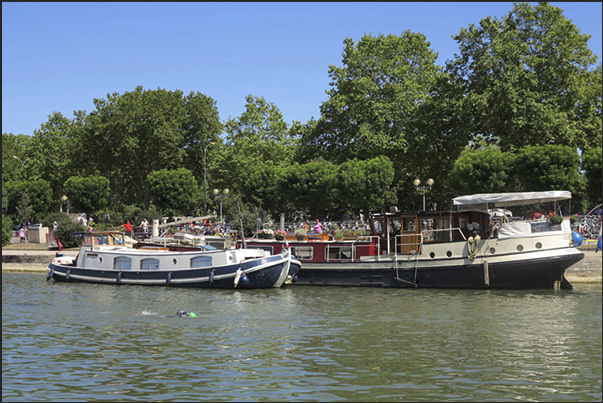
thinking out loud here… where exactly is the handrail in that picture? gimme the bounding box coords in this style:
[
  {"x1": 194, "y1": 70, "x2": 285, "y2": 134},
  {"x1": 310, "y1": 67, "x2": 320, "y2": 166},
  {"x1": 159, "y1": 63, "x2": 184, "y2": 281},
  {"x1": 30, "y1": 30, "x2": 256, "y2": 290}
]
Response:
[{"x1": 394, "y1": 227, "x2": 467, "y2": 257}]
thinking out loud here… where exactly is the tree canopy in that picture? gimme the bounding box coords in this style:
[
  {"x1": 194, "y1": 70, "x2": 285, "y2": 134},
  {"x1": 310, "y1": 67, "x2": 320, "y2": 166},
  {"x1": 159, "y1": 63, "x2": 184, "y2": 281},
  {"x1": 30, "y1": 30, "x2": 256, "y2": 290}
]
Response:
[
  {"x1": 446, "y1": 2, "x2": 601, "y2": 152},
  {"x1": 222, "y1": 95, "x2": 299, "y2": 189},
  {"x1": 304, "y1": 31, "x2": 442, "y2": 178},
  {"x1": 2, "y1": 2, "x2": 601, "y2": 241},
  {"x1": 147, "y1": 168, "x2": 200, "y2": 217},
  {"x1": 63, "y1": 173, "x2": 111, "y2": 219},
  {"x1": 79, "y1": 86, "x2": 221, "y2": 209}
]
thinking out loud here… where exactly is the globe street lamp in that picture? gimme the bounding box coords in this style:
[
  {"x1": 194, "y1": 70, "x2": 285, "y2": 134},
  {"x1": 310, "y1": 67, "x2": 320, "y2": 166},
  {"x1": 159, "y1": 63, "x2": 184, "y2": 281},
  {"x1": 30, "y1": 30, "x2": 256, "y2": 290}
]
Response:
[
  {"x1": 203, "y1": 142, "x2": 213, "y2": 215},
  {"x1": 61, "y1": 195, "x2": 69, "y2": 214},
  {"x1": 414, "y1": 178, "x2": 434, "y2": 211},
  {"x1": 213, "y1": 188, "x2": 229, "y2": 230}
]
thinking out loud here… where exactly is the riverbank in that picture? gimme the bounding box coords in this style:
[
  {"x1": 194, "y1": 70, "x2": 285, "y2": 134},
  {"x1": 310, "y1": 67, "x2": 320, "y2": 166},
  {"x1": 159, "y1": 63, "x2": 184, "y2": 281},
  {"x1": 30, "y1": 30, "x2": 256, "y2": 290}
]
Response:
[{"x1": 2, "y1": 241, "x2": 601, "y2": 283}]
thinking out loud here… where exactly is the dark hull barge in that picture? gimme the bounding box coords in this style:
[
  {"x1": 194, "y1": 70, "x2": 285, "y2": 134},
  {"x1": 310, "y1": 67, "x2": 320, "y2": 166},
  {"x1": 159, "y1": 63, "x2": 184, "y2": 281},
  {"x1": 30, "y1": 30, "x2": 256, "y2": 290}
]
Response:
[{"x1": 238, "y1": 191, "x2": 584, "y2": 290}]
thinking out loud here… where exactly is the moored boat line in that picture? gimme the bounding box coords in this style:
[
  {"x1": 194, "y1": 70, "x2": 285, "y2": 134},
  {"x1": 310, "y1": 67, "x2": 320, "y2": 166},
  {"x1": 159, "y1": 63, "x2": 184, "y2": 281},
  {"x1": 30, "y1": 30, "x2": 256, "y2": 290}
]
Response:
[
  {"x1": 45, "y1": 231, "x2": 301, "y2": 289},
  {"x1": 237, "y1": 191, "x2": 591, "y2": 290}
]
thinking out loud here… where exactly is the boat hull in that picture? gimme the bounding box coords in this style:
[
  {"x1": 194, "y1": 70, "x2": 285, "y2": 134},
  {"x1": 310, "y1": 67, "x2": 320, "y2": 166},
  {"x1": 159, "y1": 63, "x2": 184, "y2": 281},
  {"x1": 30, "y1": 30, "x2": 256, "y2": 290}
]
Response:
[
  {"x1": 47, "y1": 253, "x2": 294, "y2": 289},
  {"x1": 294, "y1": 249, "x2": 583, "y2": 289},
  {"x1": 239, "y1": 236, "x2": 584, "y2": 289}
]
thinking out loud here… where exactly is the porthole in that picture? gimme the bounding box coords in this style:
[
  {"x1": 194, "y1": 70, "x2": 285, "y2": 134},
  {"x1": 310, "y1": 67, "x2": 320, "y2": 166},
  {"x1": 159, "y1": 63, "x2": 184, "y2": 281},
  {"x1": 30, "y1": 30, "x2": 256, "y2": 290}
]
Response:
[
  {"x1": 446, "y1": 251, "x2": 452, "y2": 258},
  {"x1": 98, "y1": 256, "x2": 103, "y2": 263},
  {"x1": 516, "y1": 245, "x2": 524, "y2": 252},
  {"x1": 429, "y1": 252, "x2": 435, "y2": 259},
  {"x1": 489, "y1": 247, "x2": 496, "y2": 255},
  {"x1": 535, "y1": 242, "x2": 542, "y2": 249},
  {"x1": 172, "y1": 258, "x2": 178, "y2": 265}
]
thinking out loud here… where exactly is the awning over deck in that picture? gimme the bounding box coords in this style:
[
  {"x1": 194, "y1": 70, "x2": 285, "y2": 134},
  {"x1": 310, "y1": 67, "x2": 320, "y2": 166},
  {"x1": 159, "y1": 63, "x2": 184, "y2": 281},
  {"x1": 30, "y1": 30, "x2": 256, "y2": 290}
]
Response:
[{"x1": 453, "y1": 191, "x2": 572, "y2": 209}]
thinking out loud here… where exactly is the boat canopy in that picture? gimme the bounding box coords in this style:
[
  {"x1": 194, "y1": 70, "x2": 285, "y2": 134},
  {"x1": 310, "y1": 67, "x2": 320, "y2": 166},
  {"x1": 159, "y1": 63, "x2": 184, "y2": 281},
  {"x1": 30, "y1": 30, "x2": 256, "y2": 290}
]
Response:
[{"x1": 453, "y1": 191, "x2": 572, "y2": 209}]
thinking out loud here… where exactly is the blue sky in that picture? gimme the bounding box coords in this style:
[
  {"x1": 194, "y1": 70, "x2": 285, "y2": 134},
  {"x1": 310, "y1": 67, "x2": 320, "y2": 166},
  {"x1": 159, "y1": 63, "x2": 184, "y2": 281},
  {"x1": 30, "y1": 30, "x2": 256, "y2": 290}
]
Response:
[{"x1": 2, "y1": 2, "x2": 601, "y2": 137}]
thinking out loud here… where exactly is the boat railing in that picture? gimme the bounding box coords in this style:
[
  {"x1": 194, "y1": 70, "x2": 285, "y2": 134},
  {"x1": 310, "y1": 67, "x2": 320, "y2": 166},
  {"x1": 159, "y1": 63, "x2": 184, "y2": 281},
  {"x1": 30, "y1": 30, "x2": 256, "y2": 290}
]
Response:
[
  {"x1": 420, "y1": 227, "x2": 468, "y2": 243},
  {"x1": 395, "y1": 228, "x2": 467, "y2": 255}
]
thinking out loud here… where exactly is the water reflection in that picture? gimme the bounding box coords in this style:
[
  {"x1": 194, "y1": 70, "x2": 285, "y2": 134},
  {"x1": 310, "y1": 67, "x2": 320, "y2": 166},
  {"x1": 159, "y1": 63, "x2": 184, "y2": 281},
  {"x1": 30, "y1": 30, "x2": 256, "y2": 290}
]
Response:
[{"x1": 2, "y1": 272, "x2": 601, "y2": 402}]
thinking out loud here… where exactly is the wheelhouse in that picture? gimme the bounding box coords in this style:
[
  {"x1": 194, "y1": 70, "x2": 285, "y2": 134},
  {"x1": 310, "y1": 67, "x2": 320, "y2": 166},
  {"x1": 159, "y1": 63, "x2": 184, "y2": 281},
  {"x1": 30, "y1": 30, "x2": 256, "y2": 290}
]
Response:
[{"x1": 369, "y1": 210, "x2": 491, "y2": 255}]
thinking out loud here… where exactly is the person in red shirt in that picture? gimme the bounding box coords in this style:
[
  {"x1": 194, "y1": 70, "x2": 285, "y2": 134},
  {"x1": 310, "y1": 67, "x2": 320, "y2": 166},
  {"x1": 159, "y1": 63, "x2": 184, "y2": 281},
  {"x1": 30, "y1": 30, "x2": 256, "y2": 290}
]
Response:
[{"x1": 119, "y1": 220, "x2": 133, "y2": 236}]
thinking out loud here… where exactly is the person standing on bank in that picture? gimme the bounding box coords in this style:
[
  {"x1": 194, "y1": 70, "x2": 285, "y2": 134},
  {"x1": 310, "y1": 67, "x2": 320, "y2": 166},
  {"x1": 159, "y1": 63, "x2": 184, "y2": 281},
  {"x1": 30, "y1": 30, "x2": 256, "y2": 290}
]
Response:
[{"x1": 18, "y1": 227, "x2": 26, "y2": 243}]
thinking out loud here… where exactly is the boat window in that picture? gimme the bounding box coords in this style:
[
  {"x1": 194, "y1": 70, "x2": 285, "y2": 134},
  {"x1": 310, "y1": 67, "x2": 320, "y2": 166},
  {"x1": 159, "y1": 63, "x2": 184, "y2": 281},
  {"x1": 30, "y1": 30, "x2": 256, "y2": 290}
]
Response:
[
  {"x1": 373, "y1": 219, "x2": 384, "y2": 233},
  {"x1": 404, "y1": 218, "x2": 416, "y2": 232},
  {"x1": 531, "y1": 222, "x2": 561, "y2": 233},
  {"x1": 459, "y1": 217, "x2": 468, "y2": 229},
  {"x1": 141, "y1": 258, "x2": 160, "y2": 270},
  {"x1": 112, "y1": 235, "x2": 125, "y2": 245},
  {"x1": 390, "y1": 218, "x2": 402, "y2": 234},
  {"x1": 114, "y1": 257, "x2": 132, "y2": 270},
  {"x1": 435, "y1": 218, "x2": 451, "y2": 241},
  {"x1": 92, "y1": 235, "x2": 110, "y2": 245},
  {"x1": 326, "y1": 246, "x2": 354, "y2": 260},
  {"x1": 421, "y1": 218, "x2": 434, "y2": 242},
  {"x1": 191, "y1": 256, "x2": 212, "y2": 268},
  {"x1": 291, "y1": 246, "x2": 313, "y2": 260}
]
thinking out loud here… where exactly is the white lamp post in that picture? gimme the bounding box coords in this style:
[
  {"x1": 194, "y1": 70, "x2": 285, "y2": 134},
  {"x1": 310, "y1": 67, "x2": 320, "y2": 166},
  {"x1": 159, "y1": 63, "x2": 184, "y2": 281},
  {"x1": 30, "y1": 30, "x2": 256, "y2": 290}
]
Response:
[
  {"x1": 13, "y1": 155, "x2": 29, "y2": 168},
  {"x1": 414, "y1": 178, "x2": 434, "y2": 211},
  {"x1": 213, "y1": 188, "x2": 229, "y2": 229}
]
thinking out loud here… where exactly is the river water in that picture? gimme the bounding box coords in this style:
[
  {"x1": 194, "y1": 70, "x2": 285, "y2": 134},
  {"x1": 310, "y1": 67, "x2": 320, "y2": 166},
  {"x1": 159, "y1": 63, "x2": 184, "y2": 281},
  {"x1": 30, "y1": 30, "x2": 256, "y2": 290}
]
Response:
[{"x1": 2, "y1": 271, "x2": 601, "y2": 402}]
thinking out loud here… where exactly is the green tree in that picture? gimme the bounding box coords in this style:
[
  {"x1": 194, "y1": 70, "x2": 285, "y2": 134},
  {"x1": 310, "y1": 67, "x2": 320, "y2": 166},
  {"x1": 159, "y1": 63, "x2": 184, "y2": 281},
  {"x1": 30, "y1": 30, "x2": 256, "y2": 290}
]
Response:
[
  {"x1": 581, "y1": 147, "x2": 603, "y2": 206},
  {"x1": 239, "y1": 163, "x2": 287, "y2": 217},
  {"x1": 2, "y1": 186, "x2": 12, "y2": 246},
  {"x1": 63, "y1": 173, "x2": 111, "y2": 218},
  {"x1": 15, "y1": 192, "x2": 33, "y2": 227},
  {"x1": 447, "y1": 2, "x2": 601, "y2": 152},
  {"x1": 181, "y1": 91, "x2": 223, "y2": 185},
  {"x1": 2, "y1": 133, "x2": 33, "y2": 183},
  {"x1": 283, "y1": 160, "x2": 339, "y2": 219},
  {"x1": 222, "y1": 95, "x2": 298, "y2": 190},
  {"x1": 449, "y1": 149, "x2": 517, "y2": 195},
  {"x1": 2, "y1": 213, "x2": 13, "y2": 246},
  {"x1": 81, "y1": 86, "x2": 221, "y2": 209},
  {"x1": 337, "y1": 156, "x2": 395, "y2": 214},
  {"x1": 305, "y1": 32, "x2": 442, "y2": 177},
  {"x1": 511, "y1": 145, "x2": 581, "y2": 193},
  {"x1": 29, "y1": 112, "x2": 81, "y2": 208},
  {"x1": 147, "y1": 168, "x2": 200, "y2": 216},
  {"x1": 4, "y1": 179, "x2": 53, "y2": 224}
]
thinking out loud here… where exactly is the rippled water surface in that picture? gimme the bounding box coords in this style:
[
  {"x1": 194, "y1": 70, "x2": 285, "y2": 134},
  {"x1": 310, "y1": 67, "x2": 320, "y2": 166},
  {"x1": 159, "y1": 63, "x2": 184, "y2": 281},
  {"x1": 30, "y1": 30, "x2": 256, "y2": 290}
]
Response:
[{"x1": 3, "y1": 272, "x2": 601, "y2": 402}]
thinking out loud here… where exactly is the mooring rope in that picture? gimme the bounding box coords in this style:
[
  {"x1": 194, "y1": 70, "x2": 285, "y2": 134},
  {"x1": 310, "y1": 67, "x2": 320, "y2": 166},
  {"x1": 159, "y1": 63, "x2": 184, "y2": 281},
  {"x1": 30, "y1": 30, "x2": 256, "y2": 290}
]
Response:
[{"x1": 467, "y1": 234, "x2": 481, "y2": 260}]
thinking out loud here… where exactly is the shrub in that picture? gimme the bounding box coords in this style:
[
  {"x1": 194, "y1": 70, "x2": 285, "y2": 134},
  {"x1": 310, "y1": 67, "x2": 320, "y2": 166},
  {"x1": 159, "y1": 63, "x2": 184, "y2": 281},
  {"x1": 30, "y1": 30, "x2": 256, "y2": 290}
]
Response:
[
  {"x1": 2, "y1": 214, "x2": 13, "y2": 246},
  {"x1": 54, "y1": 220, "x2": 87, "y2": 249}
]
